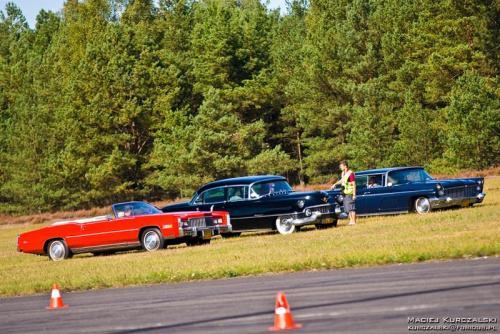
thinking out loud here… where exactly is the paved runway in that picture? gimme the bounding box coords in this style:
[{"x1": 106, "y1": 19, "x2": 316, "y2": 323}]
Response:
[{"x1": 1, "y1": 257, "x2": 499, "y2": 333}]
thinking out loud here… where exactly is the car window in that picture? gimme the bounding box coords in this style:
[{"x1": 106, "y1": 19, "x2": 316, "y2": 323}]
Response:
[
  {"x1": 132, "y1": 202, "x2": 161, "y2": 215},
  {"x1": 114, "y1": 202, "x2": 161, "y2": 218},
  {"x1": 115, "y1": 204, "x2": 134, "y2": 218},
  {"x1": 250, "y1": 180, "x2": 293, "y2": 198},
  {"x1": 228, "y1": 186, "x2": 247, "y2": 201},
  {"x1": 388, "y1": 169, "x2": 433, "y2": 185},
  {"x1": 355, "y1": 176, "x2": 367, "y2": 189},
  {"x1": 201, "y1": 187, "x2": 226, "y2": 204},
  {"x1": 367, "y1": 174, "x2": 383, "y2": 188},
  {"x1": 193, "y1": 194, "x2": 202, "y2": 204}
]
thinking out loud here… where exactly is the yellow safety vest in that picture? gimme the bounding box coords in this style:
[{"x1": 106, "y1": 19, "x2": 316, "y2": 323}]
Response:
[{"x1": 342, "y1": 170, "x2": 355, "y2": 195}]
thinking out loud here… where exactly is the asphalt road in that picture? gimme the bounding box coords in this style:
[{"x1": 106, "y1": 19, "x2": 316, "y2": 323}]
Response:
[{"x1": 1, "y1": 258, "x2": 499, "y2": 334}]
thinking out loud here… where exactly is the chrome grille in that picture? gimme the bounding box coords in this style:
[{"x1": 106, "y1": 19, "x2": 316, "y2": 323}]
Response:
[
  {"x1": 444, "y1": 187, "x2": 476, "y2": 198},
  {"x1": 187, "y1": 217, "x2": 214, "y2": 228},
  {"x1": 310, "y1": 204, "x2": 334, "y2": 214}
]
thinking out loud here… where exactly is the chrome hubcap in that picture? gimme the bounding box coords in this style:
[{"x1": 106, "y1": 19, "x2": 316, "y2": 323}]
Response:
[
  {"x1": 282, "y1": 218, "x2": 293, "y2": 230},
  {"x1": 50, "y1": 242, "x2": 64, "y2": 260},
  {"x1": 277, "y1": 217, "x2": 294, "y2": 234},
  {"x1": 144, "y1": 232, "x2": 160, "y2": 251},
  {"x1": 416, "y1": 198, "x2": 430, "y2": 214}
]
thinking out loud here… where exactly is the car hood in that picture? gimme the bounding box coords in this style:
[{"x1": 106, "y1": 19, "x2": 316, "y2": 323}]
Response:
[{"x1": 423, "y1": 177, "x2": 483, "y2": 187}]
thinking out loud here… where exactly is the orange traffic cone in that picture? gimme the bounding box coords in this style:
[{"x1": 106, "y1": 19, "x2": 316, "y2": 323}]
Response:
[
  {"x1": 269, "y1": 292, "x2": 302, "y2": 331},
  {"x1": 46, "y1": 283, "x2": 69, "y2": 310}
]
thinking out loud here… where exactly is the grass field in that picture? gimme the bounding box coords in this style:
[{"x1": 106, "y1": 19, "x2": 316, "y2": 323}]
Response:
[{"x1": 0, "y1": 177, "x2": 498, "y2": 297}]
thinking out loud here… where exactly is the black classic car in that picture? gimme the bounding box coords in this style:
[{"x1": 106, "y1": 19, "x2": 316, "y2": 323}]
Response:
[
  {"x1": 328, "y1": 166, "x2": 486, "y2": 216},
  {"x1": 161, "y1": 175, "x2": 344, "y2": 235}
]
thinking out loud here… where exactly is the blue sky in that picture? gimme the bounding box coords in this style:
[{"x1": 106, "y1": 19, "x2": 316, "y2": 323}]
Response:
[{"x1": 0, "y1": 0, "x2": 288, "y2": 29}]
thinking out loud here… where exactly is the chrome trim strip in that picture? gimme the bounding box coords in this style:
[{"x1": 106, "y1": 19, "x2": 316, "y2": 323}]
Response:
[
  {"x1": 226, "y1": 215, "x2": 232, "y2": 232},
  {"x1": 231, "y1": 214, "x2": 284, "y2": 220},
  {"x1": 237, "y1": 213, "x2": 294, "y2": 220},
  {"x1": 360, "y1": 189, "x2": 432, "y2": 197},
  {"x1": 72, "y1": 242, "x2": 141, "y2": 254}
]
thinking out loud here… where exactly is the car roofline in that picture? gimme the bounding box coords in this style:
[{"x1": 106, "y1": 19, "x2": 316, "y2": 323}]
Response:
[
  {"x1": 196, "y1": 175, "x2": 286, "y2": 194},
  {"x1": 355, "y1": 166, "x2": 424, "y2": 175}
]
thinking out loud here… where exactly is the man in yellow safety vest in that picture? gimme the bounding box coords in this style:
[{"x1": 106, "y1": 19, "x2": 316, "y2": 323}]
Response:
[{"x1": 331, "y1": 160, "x2": 357, "y2": 226}]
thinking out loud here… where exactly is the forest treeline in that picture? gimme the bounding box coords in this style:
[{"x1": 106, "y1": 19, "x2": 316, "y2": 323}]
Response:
[{"x1": 0, "y1": 0, "x2": 499, "y2": 214}]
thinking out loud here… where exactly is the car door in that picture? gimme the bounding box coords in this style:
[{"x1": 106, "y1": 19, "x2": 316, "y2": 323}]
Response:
[
  {"x1": 214, "y1": 185, "x2": 268, "y2": 231},
  {"x1": 76, "y1": 218, "x2": 135, "y2": 248},
  {"x1": 218, "y1": 186, "x2": 258, "y2": 231},
  {"x1": 378, "y1": 171, "x2": 416, "y2": 212},
  {"x1": 355, "y1": 174, "x2": 385, "y2": 214}
]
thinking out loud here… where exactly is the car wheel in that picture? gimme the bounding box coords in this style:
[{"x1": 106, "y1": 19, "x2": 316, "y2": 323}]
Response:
[
  {"x1": 141, "y1": 228, "x2": 164, "y2": 252},
  {"x1": 415, "y1": 197, "x2": 431, "y2": 214},
  {"x1": 275, "y1": 216, "x2": 295, "y2": 235},
  {"x1": 47, "y1": 240, "x2": 70, "y2": 261}
]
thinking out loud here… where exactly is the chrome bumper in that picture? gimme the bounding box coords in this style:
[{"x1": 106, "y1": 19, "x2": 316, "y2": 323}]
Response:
[
  {"x1": 290, "y1": 204, "x2": 340, "y2": 226},
  {"x1": 429, "y1": 193, "x2": 486, "y2": 209},
  {"x1": 180, "y1": 224, "x2": 232, "y2": 238}
]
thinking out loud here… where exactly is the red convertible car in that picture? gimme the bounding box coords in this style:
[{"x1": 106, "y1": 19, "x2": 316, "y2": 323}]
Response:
[{"x1": 17, "y1": 201, "x2": 231, "y2": 261}]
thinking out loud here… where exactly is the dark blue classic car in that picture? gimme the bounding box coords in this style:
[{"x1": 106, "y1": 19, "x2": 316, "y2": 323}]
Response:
[
  {"x1": 328, "y1": 166, "x2": 486, "y2": 216},
  {"x1": 161, "y1": 175, "x2": 344, "y2": 235}
]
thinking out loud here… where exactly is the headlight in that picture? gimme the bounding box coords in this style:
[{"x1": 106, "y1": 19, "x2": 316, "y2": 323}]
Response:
[
  {"x1": 336, "y1": 195, "x2": 344, "y2": 204},
  {"x1": 437, "y1": 184, "x2": 444, "y2": 196},
  {"x1": 297, "y1": 200, "x2": 305, "y2": 209},
  {"x1": 305, "y1": 209, "x2": 312, "y2": 217},
  {"x1": 476, "y1": 186, "x2": 481, "y2": 191}
]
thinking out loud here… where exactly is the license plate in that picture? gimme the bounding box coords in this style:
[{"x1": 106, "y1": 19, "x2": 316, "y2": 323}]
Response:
[
  {"x1": 321, "y1": 218, "x2": 334, "y2": 225},
  {"x1": 203, "y1": 230, "x2": 213, "y2": 240},
  {"x1": 461, "y1": 199, "x2": 470, "y2": 207}
]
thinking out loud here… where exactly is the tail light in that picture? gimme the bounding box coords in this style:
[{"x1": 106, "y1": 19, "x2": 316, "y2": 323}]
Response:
[{"x1": 177, "y1": 218, "x2": 189, "y2": 228}]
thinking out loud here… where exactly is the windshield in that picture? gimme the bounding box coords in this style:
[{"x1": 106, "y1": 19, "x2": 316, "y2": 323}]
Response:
[
  {"x1": 250, "y1": 180, "x2": 293, "y2": 198},
  {"x1": 387, "y1": 169, "x2": 433, "y2": 185},
  {"x1": 114, "y1": 202, "x2": 161, "y2": 217}
]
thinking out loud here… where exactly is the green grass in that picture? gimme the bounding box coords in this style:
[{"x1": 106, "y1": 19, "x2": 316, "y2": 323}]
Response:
[{"x1": 1, "y1": 178, "x2": 499, "y2": 297}]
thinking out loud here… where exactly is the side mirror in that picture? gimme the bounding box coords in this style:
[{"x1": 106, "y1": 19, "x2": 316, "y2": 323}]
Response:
[{"x1": 105, "y1": 214, "x2": 112, "y2": 221}]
